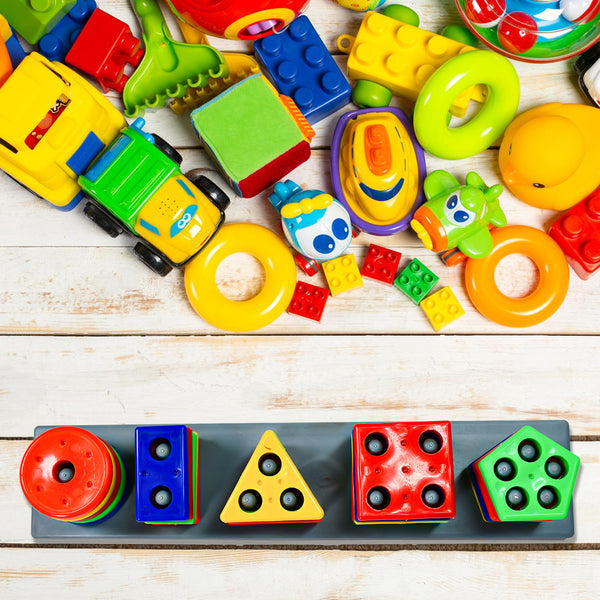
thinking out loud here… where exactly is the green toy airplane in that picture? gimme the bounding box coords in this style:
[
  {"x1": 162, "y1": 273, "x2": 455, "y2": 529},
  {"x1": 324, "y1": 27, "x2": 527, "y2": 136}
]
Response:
[{"x1": 411, "y1": 170, "x2": 507, "y2": 259}]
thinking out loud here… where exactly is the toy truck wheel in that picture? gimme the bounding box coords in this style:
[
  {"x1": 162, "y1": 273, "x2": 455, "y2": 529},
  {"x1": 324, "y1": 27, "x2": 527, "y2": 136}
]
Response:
[
  {"x1": 152, "y1": 134, "x2": 183, "y2": 166},
  {"x1": 83, "y1": 202, "x2": 124, "y2": 238},
  {"x1": 134, "y1": 243, "x2": 173, "y2": 277},
  {"x1": 186, "y1": 171, "x2": 231, "y2": 211}
]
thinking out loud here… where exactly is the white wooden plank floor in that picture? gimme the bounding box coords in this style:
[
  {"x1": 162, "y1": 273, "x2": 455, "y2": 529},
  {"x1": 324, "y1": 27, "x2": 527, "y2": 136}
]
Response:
[{"x1": 1, "y1": 0, "x2": 600, "y2": 597}]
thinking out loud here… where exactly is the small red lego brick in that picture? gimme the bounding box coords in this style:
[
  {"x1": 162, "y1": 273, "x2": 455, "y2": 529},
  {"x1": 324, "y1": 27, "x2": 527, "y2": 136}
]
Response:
[
  {"x1": 360, "y1": 244, "x2": 401, "y2": 284},
  {"x1": 352, "y1": 422, "x2": 456, "y2": 524},
  {"x1": 287, "y1": 281, "x2": 329, "y2": 322},
  {"x1": 65, "y1": 8, "x2": 144, "y2": 94},
  {"x1": 549, "y1": 188, "x2": 600, "y2": 280}
]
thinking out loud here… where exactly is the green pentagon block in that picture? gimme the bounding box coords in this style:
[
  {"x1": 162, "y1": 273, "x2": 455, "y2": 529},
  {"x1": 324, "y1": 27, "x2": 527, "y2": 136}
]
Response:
[
  {"x1": 393, "y1": 258, "x2": 439, "y2": 304},
  {"x1": 3, "y1": 0, "x2": 76, "y2": 44},
  {"x1": 475, "y1": 426, "x2": 580, "y2": 522}
]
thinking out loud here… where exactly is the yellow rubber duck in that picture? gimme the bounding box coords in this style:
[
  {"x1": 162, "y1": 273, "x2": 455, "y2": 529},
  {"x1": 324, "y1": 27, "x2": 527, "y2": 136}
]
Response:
[{"x1": 499, "y1": 103, "x2": 600, "y2": 211}]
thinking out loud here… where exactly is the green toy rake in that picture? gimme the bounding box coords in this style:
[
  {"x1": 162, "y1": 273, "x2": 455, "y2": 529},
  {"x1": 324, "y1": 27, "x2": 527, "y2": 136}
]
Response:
[{"x1": 123, "y1": 0, "x2": 228, "y2": 118}]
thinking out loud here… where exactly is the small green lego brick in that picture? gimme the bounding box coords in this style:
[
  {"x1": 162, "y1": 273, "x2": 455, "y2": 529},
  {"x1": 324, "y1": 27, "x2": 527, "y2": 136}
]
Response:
[
  {"x1": 420, "y1": 286, "x2": 464, "y2": 332},
  {"x1": 475, "y1": 426, "x2": 580, "y2": 522},
  {"x1": 4, "y1": 0, "x2": 77, "y2": 44},
  {"x1": 322, "y1": 254, "x2": 363, "y2": 296},
  {"x1": 394, "y1": 258, "x2": 438, "y2": 304}
]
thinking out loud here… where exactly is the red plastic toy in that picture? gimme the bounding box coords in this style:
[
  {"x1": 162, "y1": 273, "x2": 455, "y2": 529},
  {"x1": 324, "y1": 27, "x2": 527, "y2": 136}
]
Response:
[
  {"x1": 287, "y1": 281, "x2": 329, "y2": 322},
  {"x1": 360, "y1": 244, "x2": 402, "y2": 285},
  {"x1": 165, "y1": 0, "x2": 311, "y2": 40},
  {"x1": 65, "y1": 8, "x2": 144, "y2": 93},
  {"x1": 352, "y1": 422, "x2": 456, "y2": 524},
  {"x1": 549, "y1": 187, "x2": 600, "y2": 280}
]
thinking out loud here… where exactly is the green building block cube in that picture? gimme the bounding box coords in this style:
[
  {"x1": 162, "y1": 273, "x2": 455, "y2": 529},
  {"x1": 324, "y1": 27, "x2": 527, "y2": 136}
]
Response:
[
  {"x1": 3, "y1": 0, "x2": 77, "y2": 44},
  {"x1": 474, "y1": 425, "x2": 580, "y2": 522},
  {"x1": 393, "y1": 258, "x2": 439, "y2": 304},
  {"x1": 190, "y1": 74, "x2": 312, "y2": 198}
]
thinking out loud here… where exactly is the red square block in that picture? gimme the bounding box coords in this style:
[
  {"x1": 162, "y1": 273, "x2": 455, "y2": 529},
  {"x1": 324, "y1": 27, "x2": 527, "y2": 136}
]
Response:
[
  {"x1": 352, "y1": 422, "x2": 456, "y2": 524},
  {"x1": 65, "y1": 8, "x2": 144, "y2": 93},
  {"x1": 360, "y1": 244, "x2": 401, "y2": 284},
  {"x1": 287, "y1": 281, "x2": 329, "y2": 322},
  {"x1": 549, "y1": 188, "x2": 600, "y2": 280}
]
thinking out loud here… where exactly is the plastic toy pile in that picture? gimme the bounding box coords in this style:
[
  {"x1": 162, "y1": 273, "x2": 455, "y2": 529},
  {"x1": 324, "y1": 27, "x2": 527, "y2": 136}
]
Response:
[{"x1": 1, "y1": 0, "x2": 600, "y2": 332}]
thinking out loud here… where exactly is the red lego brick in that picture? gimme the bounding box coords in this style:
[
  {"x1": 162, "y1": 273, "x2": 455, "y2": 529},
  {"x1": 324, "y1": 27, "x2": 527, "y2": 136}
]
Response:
[
  {"x1": 287, "y1": 281, "x2": 329, "y2": 322},
  {"x1": 65, "y1": 8, "x2": 144, "y2": 94},
  {"x1": 360, "y1": 244, "x2": 401, "y2": 284},
  {"x1": 549, "y1": 188, "x2": 600, "y2": 280},
  {"x1": 352, "y1": 422, "x2": 456, "y2": 524}
]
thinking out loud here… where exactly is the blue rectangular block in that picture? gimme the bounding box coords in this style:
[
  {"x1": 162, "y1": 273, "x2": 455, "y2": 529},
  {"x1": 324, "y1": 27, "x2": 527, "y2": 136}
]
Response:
[
  {"x1": 253, "y1": 15, "x2": 351, "y2": 124},
  {"x1": 135, "y1": 425, "x2": 191, "y2": 523},
  {"x1": 38, "y1": 0, "x2": 97, "y2": 62}
]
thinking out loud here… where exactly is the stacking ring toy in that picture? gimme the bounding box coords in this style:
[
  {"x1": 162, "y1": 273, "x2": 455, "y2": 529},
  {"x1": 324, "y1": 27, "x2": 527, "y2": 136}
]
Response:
[
  {"x1": 20, "y1": 427, "x2": 126, "y2": 522},
  {"x1": 185, "y1": 223, "x2": 297, "y2": 332},
  {"x1": 413, "y1": 51, "x2": 520, "y2": 160},
  {"x1": 464, "y1": 225, "x2": 569, "y2": 328}
]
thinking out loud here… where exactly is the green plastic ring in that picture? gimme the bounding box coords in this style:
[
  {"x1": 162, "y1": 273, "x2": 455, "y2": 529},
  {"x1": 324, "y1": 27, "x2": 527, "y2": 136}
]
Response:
[{"x1": 413, "y1": 51, "x2": 520, "y2": 160}]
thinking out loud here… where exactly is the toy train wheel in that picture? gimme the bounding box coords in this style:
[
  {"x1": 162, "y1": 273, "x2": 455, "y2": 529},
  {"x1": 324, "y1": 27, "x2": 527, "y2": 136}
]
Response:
[
  {"x1": 186, "y1": 171, "x2": 231, "y2": 211},
  {"x1": 83, "y1": 202, "x2": 124, "y2": 238},
  {"x1": 152, "y1": 134, "x2": 183, "y2": 166},
  {"x1": 134, "y1": 243, "x2": 173, "y2": 277}
]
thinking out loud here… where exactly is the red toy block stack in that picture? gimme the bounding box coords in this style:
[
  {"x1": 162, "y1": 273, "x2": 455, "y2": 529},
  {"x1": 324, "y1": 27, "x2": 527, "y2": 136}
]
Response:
[
  {"x1": 360, "y1": 244, "x2": 401, "y2": 285},
  {"x1": 549, "y1": 187, "x2": 600, "y2": 280},
  {"x1": 352, "y1": 422, "x2": 456, "y2": 524},
  {"x1": 65, "y1": 8, "x2": 144, "y2": 93}
]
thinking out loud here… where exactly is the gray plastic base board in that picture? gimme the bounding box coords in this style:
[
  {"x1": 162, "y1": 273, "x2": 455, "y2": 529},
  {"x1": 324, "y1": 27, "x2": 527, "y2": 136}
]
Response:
[{"x1": 31, "y1": 421, "x2": 575, "y2": 545}]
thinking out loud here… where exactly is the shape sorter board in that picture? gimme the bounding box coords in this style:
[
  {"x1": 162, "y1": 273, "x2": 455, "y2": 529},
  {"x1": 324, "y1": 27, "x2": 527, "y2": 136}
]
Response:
[{"x1": 30, "y1": 420, "x2": 575, "y2": 544}]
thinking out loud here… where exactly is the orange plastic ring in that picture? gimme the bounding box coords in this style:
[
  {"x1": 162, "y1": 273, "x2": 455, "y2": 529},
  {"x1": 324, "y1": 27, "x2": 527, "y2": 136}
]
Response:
[{"x1": 464, "y1": 225, "x2": 570, "y2": 328}]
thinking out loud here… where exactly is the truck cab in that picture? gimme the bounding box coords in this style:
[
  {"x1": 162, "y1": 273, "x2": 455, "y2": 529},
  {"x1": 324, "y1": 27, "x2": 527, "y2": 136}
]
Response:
[{"x1": 79, "y1": 119, "x2": 229, "y2": 275}]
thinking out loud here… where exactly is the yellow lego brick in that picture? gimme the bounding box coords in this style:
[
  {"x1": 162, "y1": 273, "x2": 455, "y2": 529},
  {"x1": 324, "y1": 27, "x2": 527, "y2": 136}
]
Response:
[
  {"x1": 338, "y1": 11, "x2": 486, "y2": 118},
  {"x1": 322, "y1": 254, "x2": 363, "y2": 296},
  {"x1": 220, "y1": 430, "x2": 324, "y2": 525},
  {"x1": 420, "y1": 286, "x2": 465, "y2": 332}
]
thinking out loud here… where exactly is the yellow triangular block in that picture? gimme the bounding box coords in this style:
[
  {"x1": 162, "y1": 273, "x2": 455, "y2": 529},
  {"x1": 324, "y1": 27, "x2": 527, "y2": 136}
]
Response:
[{"x1": 220, "y1": 430, "x2": 324, "y2": 525}]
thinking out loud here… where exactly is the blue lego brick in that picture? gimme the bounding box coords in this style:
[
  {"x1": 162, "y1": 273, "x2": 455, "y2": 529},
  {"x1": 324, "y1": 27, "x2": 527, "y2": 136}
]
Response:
[
  {"x1": 135, "y1": 425, "x2": 191, "y2": 523},
  {"x1": 253, "y1": 15, "x2": 351, "y2": 124},
  {"x1": 5, "y1": 31, "x2": 26, "y2": 67},
  {"x1": 38, "y1": 0, "x2": 97, "y2": 62}
]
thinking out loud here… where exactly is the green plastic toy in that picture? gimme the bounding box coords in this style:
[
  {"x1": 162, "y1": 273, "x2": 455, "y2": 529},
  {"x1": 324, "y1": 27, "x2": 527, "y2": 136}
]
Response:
[
  {"x1": 2, "y1": 0, "x2": 76, "y2": 44},
  {"x1": 393, "y1": 258, "x2": 439, "y2": 304},
  {"x1": 413, "y1": 50, "x2": 520, "y2": 159},
  {"x1": 411, "y1": 170, "x2": 506, "y2": 260},
  {"x1": 469, "y1": 426, "x2": 580, "y2": 522},
  {"x1": 123, "y1": 0, "x2": 228, "y2": 118}
]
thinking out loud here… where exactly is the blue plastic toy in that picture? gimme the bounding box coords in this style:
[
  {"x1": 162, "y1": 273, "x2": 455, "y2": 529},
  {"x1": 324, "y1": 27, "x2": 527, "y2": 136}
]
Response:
[
  {"x1": 269, "y1": 179, "x2": 353, "y2": 275},
  {"x1": 135, "y1": 425, "x2": 196, "y2": 524},
  {"x1": 37, "y1": 0, "x2": 97, "y2": 62},
  {"x1": 254, "y1": 15, "x2": 351, "y2": 124}
]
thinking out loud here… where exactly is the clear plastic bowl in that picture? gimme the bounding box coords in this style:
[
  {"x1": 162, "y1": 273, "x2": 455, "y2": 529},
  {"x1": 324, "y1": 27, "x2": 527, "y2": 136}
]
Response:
[{"x1": 455, "y1": 0, "x2": 600, "y2": 62}]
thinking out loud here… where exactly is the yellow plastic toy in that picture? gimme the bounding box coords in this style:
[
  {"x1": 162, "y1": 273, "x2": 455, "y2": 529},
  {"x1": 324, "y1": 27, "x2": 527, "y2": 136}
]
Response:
[
  {"x1": 322, "y1": 254, "x2": 363, "y2": 296},
  {"x1": 464, "y1": 226, "x2": 570, "y2": 328},
  {"x1": 337, "y1": 10, "x2": 486, "y2": 117},
  {"x1": 0, "y1": 52, "x2": 125, "y2": 210},
  {"x1": 420, "y1": 287, "x2": 465, "y2": 332},
  {"x1": 220, "y1": 430, "x2": 325, "y2": 525},
  {"x1": 499, "y1": 103, "x2": 600, "y2": 211},
  {"x1": 184, "y1": 223, "x2": 297, "y2": 332}
]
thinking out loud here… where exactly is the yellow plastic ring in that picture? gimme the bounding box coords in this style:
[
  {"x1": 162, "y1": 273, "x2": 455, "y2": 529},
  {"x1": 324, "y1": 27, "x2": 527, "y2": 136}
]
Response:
[
  {"x1": 184, "y1": 223, "x2": 297, "y2": 332},
  {"x1": 464, "y1": 225, "x2": 569, "y2": 328}
]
